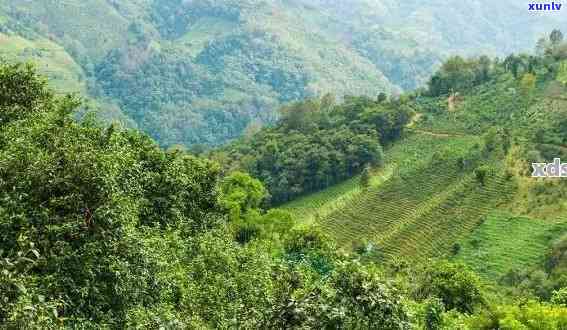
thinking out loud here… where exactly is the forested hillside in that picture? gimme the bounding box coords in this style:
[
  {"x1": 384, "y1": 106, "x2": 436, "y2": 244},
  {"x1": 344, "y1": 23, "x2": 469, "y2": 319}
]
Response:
[
  {"x1": 0, "y1": 62, "x2": 414, "y2": 328},
  {"x1": 216, "y1": 95, "x2": 412, "y2": 204},
  {"x1": 2, "y1": 32, "x2": 567, "y2": 328},
  {"x1": 2, "y1": 1, "x2": 567, "y2": 327},
  {"x1": 0, "y1": 0, "x2": 562, "y2": 147},
  {"x1": 217, "y1": 31, "x2": 567, "y2": 327}
]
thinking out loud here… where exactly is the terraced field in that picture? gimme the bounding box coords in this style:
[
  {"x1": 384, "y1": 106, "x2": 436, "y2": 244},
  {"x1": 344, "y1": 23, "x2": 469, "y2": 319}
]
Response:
[
  {"x1": 0, "y1": 33, "x2": 86, "y2": 94},
  {"x1": 280, "y1": 175, "x2": 361, "y2": 224},
  {"x1": 280, "y1": 132, "x2": 475, "y2": 225},
  {"x1": 377, "y1": 170, "x2": 516, "y2": 259},
  {"x1": 281, "y1": 167, "x2": 394, "y2": 225},
  {"x1": 453, "y1": 213, "x2": 567, "y2": 280},
  {"x1": 315, "y1": 131, "x2": 519, "y2": 261}
]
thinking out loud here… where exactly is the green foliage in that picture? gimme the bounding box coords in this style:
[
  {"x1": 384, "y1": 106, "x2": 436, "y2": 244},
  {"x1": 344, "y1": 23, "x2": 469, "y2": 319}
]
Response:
[
  {"x1": 427, "y1": 56, "x2": 494, "y2": 96},
  {"x1": 1, "y1": 0, "x2": 562, "y2": 147},
  {"x1": 513, "y1": 234, "x2": 567, "y2": 299},
  {"x1": 0, "y1": 31, "x2": 88, "y2": 96},
  {"x1": 3, "y1": 17, "x2": 567, "y2": 329},
  {"x1": 0, "y1": 62, "x2": 52, "y2": 124},
  {"x1": 220, "y1": 171, "x2": 267, "y2": 221},
  {"x1": 424, "y1": 298, "x2": 445, "y2": 330},
  {"x1": 360, "y1": 165, "x2": 371, "y2": 189},
  {"x1": 0, "y1": 238, "x2": 62, "y2": 329},
  {"x1": 280, "y1": 174, "x2": 362, "y2": 225},
  {"x1": 469, "y1": 302, "x2": 567, "y2": 329},
  {"x1": 416, "y1": 261, "x2": 484, "y2": 314},
  {"x1": 358, "y1": 99, "x2": 414, "y2": 143},
  {"x1": 321, "y1": 261, "x2": 411, "y2": 329},
  {"x1": 474, "y1": 165, "x2": 491, "y2": 186},
  {"x1": 0, "y1": 63, "x2": 223, "y2": 325},
  {"x1": 551, "y1": 288, "x2": 567, "y2": 307},
  {"x1": 454, "y1": 213, "x2": 567, "y2": 281},
  {"x1": 271, "y1": 260, "x2": 411, "y2": 329},
  {"x1": 150, "y1": 0, "x2": 241, "y2": 39},
  {"x1": 319, "y1": 132, "x2": 515, "y2": 259},
  {"x1": 0, "y1": 62, "x2": 417, "y2": 328},
  {"x1": 233, "y1": 209, "x2": 296, "y2": 245},
  {"x1": 220, "y1": 96, "x2": 408, "y2": 204},
  {"x1": 547, "y1": 234, "x2": 567, "y2": 273},
  {"x1": 556, "y1": 60, "x2": 567, "y2": 85},
  {"x1": 520, "y1": 72, "x2": 537, "y2": 93}
]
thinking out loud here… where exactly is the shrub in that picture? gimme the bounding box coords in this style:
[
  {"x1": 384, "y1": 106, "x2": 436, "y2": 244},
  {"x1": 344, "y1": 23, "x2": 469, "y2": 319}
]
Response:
[
  {"x1": 551, "y1": 288, "x2": 567, "y2": 307},
  {"x1": 416, "y1": 261, "x2": 484, "y2": 314}
]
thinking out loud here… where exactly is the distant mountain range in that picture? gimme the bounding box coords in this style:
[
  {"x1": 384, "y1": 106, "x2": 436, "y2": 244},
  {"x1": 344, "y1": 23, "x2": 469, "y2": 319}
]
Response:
[{"x1": 0, "y1": 0, "x2": 562, "y2": 146}]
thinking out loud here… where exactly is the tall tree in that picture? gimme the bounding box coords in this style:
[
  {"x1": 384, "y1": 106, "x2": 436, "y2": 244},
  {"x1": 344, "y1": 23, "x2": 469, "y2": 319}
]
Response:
[{"x1": 550, "y1": 29, "x2": 564, "y2": 46}]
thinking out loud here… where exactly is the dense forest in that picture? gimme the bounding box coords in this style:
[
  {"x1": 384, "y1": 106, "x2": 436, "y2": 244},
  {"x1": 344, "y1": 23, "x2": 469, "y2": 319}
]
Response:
[
  {"x1": 215, "y1": 95, "x2": 412, "y2": 204},
  {"x1": 0, "y1": 63, "x2": 407, "y2": 328},
  {"x1": 2, "y1": 29, "x2": 567, "y2": 328},
  {"x1": 0, "y1": 0, "x2": 563, "y2": 147}
]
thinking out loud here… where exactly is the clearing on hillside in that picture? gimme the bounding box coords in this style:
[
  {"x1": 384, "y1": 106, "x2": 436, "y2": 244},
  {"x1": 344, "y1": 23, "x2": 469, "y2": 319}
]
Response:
[
  {"x1": 279, "y1": 131, "x2": 464, "y2": 224},
  {"x1": 316, "y1": 131, "x2": 518, "y2": 262},
  {"x1": 453, "y1": 212, "x2": 567, "y2": 280}
]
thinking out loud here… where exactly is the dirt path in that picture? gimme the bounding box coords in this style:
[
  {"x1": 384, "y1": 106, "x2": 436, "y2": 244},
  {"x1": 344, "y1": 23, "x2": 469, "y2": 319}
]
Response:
[
  {"x1": 409, "y1": 129, "x2": 462, "y2": 138},
  {"x1": 406, "y1": 113, "x2": 467, "y2": 138}
]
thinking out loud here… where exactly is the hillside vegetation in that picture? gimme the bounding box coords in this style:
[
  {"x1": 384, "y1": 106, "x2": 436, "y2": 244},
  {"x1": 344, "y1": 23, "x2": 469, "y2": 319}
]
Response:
[
  {"x1": 225, "y1": 29, "x2": 567, "y2": 269},
  {"x1": 0, "y1": 0, "x2": 563, "y2": 147},
  {"x1": 216, "y1": 95, "x2": 412, "y2": 204},
  {"x1": 454, "y1": 212, "x2": 567, "y2": 280},
  {"x1": 0, "y1": 62, "x2": 417, "y2": 328},
  {"x1": 3, "y1": 32, "x2": 567, "y2": 328},
  {"x1": 223, "y1": 31, "x2": 567, "y2": 326},
  {"x1": 2, "y1": 1, "x2": 567, "y2": 326}
]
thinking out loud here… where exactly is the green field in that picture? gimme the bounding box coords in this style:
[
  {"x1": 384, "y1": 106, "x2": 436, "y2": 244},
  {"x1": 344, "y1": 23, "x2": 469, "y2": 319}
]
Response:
[
  {"x1": 280, "y1": 166, "x2": 394, "y2": 225},
  {"x1": 0, "y1": 33, "x2": 86, "y2": 94},
  {"x1": 282, "y1": 131, "x2": 523, "y2": 263},
  {"x1": 284, "y1": 127, "x2": 567, "y2": 282},
  {"x1": 453, "y1": 212, "x2": 567, "y2": 280},
  {"x1": 279, "y1": 131, "x2": 467, "y2": 225}
]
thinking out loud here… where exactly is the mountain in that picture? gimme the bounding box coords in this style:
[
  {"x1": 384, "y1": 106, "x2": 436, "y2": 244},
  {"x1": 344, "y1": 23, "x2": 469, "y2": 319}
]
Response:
[
  {"x1": 219, "y1": 33, "x2": 567, "y2": 320},
  {"x1": 0, "y1": 0, "x2": 563, "y2": 147},
  {"x1": 3, "y1": 34, "x2": 567, "y2": 327}
]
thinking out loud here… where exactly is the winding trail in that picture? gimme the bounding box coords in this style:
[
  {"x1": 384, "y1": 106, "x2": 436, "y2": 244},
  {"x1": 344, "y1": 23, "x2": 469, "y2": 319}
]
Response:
[{"x1": 406, "y1": 112, "x2": 467, "y2": 138}]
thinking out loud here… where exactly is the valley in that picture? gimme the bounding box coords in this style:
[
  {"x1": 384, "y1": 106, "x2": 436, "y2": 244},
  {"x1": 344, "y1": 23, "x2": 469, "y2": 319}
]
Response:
[
  {"x1": 1, "y1": 2, "x2": 567, "y2": 328},
  {"x1": 0, "y1": 0, "x2": 563, "y2": 147}
]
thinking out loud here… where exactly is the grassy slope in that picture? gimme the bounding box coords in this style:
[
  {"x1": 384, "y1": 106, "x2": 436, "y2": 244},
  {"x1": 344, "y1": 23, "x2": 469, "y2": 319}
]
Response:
[
  {"x1": 283, "y1": 72, "x2": 566, "y2": 278},
  {"x1": 248, "y1": 2, "x2": 398, "y2": 96},
  {"x1": 0, "y1": 32, "x2": 86, "y2": 94},
  {"x1": 0, "y1": 32, "x2": 137, "y2": 127},
  {"x1": 317, "y1": 131, "x2": 514, "y2": 257},
  {"x1": 284, "y1": 128, "x2": 552, "y2": 272},
  {"x1": 415, "y1": 76, "x2": 567, "y2": 219},
  {"x1": 281, "y1": 166, "x2": 394, "y2": 226},
  {"x1": 453, "y1": 212, "x2": 567, "y2": 280},
  {"x1": 278, "y1": 132, "x2": 456, "y2": 224},
  {"x1": 6, "y1": 0, "x2": 130, "y2": 61}
]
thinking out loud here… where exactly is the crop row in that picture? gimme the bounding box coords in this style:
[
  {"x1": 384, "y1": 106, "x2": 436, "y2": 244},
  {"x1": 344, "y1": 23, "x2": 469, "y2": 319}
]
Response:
[
  {"x1": 380, "y1": 171, "x2": 516, "y2": 260},
  {"x1": 319, "y1": 139, "x2": 517, "y2": 262},
  {"x1": 453, "y1": 212, "x2": 567, "y2": 279}
]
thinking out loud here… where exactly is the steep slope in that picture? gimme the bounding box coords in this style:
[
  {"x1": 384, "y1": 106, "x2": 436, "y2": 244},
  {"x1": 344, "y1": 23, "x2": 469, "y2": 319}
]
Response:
[
  {"x1": 453, "y1": 212, "x2": 567, "y2": 280},
  {"x1": 280, "y1": 38, "x2": 567, "y2": 275},
  {"x1": 315, "y1": 132, "x2": 517, "y2": 259},
  {"x1": 0, "y1": 32, "x2": 85, "y2": 94},
  {"x1": 0, "y1": 0, "x2": 564, "y2": 146}
]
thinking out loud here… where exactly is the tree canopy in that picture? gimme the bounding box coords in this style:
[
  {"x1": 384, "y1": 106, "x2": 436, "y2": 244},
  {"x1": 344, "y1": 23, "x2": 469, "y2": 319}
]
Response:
[{"x1": 217, "y1": 95, "x2": 411, "y2": 204}]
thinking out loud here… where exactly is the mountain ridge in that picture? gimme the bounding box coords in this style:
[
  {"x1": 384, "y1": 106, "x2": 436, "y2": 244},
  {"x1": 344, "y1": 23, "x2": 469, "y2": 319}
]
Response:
[{"x1": 0, "y1": 0, "x2": 563, "y2": 146}]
